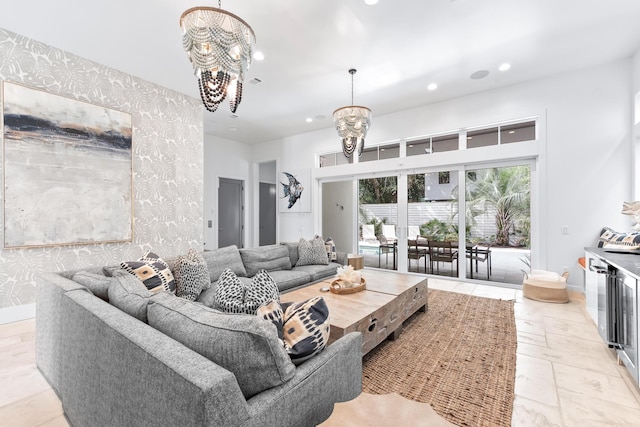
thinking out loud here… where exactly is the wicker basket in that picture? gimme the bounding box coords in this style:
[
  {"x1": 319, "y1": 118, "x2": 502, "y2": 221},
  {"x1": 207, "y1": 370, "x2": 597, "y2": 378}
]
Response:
[{"x1": 330, "y1": 278, "x2": 366, "y2": 295}]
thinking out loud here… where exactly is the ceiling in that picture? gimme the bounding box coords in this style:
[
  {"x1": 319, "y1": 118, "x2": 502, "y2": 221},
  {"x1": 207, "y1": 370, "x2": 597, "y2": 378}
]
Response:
[{"x1": 2, "y1": 0, "x2": 640, "y2": 145}]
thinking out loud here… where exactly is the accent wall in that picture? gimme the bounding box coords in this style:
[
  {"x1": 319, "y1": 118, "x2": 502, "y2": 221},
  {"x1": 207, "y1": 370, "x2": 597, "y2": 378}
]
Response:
[{"x1": 0, "y1": 28, "x2": 204, "y2": 318}]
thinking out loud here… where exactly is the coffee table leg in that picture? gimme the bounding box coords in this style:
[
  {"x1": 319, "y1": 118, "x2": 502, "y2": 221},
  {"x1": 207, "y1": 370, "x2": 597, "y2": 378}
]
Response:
[{"x1": 388, "y1": 325, "x2": 403, "y2": 341}]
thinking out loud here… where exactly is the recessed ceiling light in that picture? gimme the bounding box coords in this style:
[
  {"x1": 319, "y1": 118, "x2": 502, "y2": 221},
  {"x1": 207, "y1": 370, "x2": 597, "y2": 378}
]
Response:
[
  {"x1": 408, "y1": 144, "x2": 414, "y2": 148},
  {"x1": 305, "y1": 117, "x2": 313, "y2": 123},
  {"x1": 499, "y1": 63, "x2": 511, "y2": 72},
  {"x1": 470, "y1": 70, "x2": 490, "y2": 80},
  {"x1": 508, "y1": 130, "x2": 515, "y2": 134},
  {"x1": 364, "y1": 0, "x2": 379, "y2": 5},
  {"x1": 427, "y1": 83, "x2": 438, "y2": 91},
  {"x1": 253, "y1": 51, "x2": 265, "y2": 61}
]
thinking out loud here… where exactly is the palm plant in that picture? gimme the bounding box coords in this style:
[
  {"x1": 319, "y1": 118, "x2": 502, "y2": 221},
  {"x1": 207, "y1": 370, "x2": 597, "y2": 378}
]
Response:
[{"x1": 466, "y1": 166, "x2": 530, "y2": 247}]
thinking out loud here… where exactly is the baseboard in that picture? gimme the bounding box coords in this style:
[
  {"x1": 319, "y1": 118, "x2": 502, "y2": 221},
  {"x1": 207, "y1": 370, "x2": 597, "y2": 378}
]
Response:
[{"x1": 0, "y1": 303, "x2": 36, "y2": 325}]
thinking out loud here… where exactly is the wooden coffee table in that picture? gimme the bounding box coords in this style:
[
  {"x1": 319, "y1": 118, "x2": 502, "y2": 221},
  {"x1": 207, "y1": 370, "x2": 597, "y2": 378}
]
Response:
[{"x1": 280, "y1": 269, "x2": 428, "y2": 355}]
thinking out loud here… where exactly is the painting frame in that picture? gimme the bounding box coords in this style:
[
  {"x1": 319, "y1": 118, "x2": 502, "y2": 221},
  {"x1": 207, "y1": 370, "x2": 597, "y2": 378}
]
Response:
[
  {"x1": 278, "y1": 168, "x2": 311, "y2": 213},
  {"x1": 2, "y1": 81, "x2": 133, "y2": 249}
]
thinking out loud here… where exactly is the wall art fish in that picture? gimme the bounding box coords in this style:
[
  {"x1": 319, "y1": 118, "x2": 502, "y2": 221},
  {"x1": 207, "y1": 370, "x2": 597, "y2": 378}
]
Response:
[{"x1": 281, "y1": 172, "x2": 304, "y2": 209}]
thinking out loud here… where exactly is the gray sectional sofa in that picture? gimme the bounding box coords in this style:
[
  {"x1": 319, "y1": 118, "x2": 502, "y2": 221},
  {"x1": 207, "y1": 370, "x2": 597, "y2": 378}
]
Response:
[{"x1": 36, "y1": 242, "x2": 362, "y2": 427}]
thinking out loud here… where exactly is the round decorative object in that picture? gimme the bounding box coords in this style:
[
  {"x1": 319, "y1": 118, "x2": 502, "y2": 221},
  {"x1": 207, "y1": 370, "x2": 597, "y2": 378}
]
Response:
[{"x1": 329, "y1": 278, "x2": 366, "y2": 295}]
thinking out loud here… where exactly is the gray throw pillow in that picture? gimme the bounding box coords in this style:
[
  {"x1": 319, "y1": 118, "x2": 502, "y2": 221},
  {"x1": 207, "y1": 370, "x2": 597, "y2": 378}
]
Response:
[
  {"x1": 72, "y1": 271, "x2": 112, "y2": 301},
  {"x1": 201, "y1": 245, "x2": 247, "y2": 282},
  {"x1": 295, "y1": 237, "x2": 329, "y2": 266},
  {"x1": 108, "y1": 270, "x2": 154, "y2": 323},
  {"x1": 173, "y1": 249, "x2": 210, "y2": 301},
  {"x1": 147, "y1": 292, "x2": 295, "y2": 399}
]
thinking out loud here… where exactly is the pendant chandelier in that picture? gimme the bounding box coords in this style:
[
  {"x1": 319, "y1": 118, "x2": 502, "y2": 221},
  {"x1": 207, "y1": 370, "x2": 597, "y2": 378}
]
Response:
[
  {"x1": 333, "y1": 69, "x2": 372, "y2": 158},
  {"x1": 180, "y1": 2, "x2": 255, "y2": 113}
]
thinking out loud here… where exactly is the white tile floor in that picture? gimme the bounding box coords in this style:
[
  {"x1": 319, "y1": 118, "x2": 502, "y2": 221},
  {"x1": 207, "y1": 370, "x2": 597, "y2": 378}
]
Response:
[
  {"x1": 429, "y1": 278, "x2": 640, "y2": 427},
  {"x1": 2, "y1": 279, "x2": 640, "y2": 426}
]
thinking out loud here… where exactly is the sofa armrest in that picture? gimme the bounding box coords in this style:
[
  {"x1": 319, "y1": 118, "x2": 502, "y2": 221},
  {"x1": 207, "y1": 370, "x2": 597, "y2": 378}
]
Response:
[
  {"x1": 336, "y1": 251, "x2": 348, "y2": 266},
  {"x1": 59, "y1": 289, "x2": 251, "y2": 427},
  {"x1": 243, "y1": 332, "x2": 362, "y2": 427}
]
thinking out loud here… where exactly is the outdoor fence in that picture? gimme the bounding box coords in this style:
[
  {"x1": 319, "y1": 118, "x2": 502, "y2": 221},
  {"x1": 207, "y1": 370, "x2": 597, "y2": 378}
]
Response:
[{"x1": 360, "y1": 202, "x2": 498, "y2": 241}]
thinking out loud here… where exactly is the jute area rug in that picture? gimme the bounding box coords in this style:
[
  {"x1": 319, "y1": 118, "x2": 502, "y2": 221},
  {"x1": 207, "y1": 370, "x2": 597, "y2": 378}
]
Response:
[{"x1": 362, "y1": 289, "x2": 517, "y2": 427}]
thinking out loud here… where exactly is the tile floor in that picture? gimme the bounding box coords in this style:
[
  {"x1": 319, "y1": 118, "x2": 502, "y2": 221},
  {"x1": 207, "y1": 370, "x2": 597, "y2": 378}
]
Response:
[{"x1": 1, "y1": 279, "x2": 640, "y2": 426}]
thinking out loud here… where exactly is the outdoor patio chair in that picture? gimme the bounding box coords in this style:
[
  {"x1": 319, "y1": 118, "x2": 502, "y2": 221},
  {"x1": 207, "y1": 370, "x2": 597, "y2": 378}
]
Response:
[
  {"x1": 381, "y1": 224, "x2": 398, "y2": 244},
  {"x1": 376, "y1": 234, "x2": 397, "y2": 269},
  {"x1": 466, "y1": 242, "x2": 492, "y2": 280},
  {"x1": 408, "y1": 239, "x2": 428, "y2": 273},
  {"x1": 361, "y1": 224, "x2": 378, "y2": 243},
  {"x1": 408, "y1": 226, "x2": 421, "y2": 240},
  {"x1": 428, "y1": 240, "x2": 458, "y2": 276}
]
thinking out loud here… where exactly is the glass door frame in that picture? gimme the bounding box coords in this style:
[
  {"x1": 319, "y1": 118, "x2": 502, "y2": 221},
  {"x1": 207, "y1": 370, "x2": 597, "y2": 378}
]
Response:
[{"x1": 385, "y1": 158, "x2": 537, "y2": 283}]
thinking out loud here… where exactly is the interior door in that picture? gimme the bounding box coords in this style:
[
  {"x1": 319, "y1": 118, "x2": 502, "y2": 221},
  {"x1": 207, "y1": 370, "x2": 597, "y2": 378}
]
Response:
[
  {"x1": 218, "y1": 178, "x2": 244, "y2": 248},
  {"x1": 259, "y1": 182, "x2": 276, "y2": 245}
]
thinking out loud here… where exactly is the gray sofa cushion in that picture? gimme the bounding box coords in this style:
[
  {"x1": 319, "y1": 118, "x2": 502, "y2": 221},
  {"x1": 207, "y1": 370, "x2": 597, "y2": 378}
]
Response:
[
  {"x1": 202, "y1": 245, "x2": 247, "y2": 282},
  {"x1": 292, "y1": 262, "x2": 340, "y2": 282},
  {"x1": 281, "y1": 242, "x2": 300, "y2": 267},
  {"x1": 107, "y1": 270, "x2": 153, "y2": 323},
  {"x1": 239, "y1": 245, "x2": 292, "y2": 277},
  {"x1": 147, "y1": 292, "x2": 295, "y2": 399},
  {"x1": 266, "y1": 270, "x2": 312, "y2": 292},
  {"x1": 196, "y1": 285, "x2": 217, "y2": 307},
  {"x1": 71, "y1": 271, "x2": 112, "y2": 301}
]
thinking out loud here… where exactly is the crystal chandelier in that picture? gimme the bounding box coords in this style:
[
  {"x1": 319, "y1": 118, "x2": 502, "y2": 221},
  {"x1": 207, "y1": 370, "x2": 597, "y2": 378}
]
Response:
[
  {"x1": 333, "y1": 69, "x2": 372, "y2": 157},
  {"x1": 180, "y1": 2, "x2": 255, "y2": 113}
]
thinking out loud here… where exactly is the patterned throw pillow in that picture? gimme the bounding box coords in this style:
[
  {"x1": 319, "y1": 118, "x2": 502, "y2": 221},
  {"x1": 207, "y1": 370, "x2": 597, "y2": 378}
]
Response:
[
  {"x1": 120, "y1": 251, "x2": 175, "y2": 294},
  {"x1": 214, "y1": 269, "x2": 279, "y2": 315},
  {"x1": 173, "y1": 249, "x2": 210, "y2": 301},
  {"x1": 295, "y1": 237, "x2": 329, "y2": 266},
  {"x1": 283, "y1": 297, "x2": 330, "y2": 364},
  {"x1": 324, "y1": 237, "x2": 337, "y2": 262},
  {"x1": 257, "y1": 296, "x2": 330, "y2": 365},
  {"x1": 598, "y1": 227, "x2": 640, "y2": 249},
  {"x1": 257, "y1": 300, "x2": 285, "y2": 341}
]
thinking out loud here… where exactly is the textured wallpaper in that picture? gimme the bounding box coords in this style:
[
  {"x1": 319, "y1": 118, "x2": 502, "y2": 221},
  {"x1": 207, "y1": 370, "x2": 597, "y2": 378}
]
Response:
[{"x1": 0, "y1": 28, "x2": 204, "y2": 310}]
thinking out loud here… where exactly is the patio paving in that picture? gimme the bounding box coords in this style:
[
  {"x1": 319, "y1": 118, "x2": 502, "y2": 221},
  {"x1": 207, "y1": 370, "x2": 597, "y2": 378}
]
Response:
[{"x1": 359, "y1": 246, "x2": 530, "y2": 285}]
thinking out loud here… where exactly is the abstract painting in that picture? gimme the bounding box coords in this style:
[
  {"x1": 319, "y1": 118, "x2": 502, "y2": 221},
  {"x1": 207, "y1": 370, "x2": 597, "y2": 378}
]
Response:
[
  {"x1": 279, "y1": 169, "x2": 311, "y2": 213},
  {"x1": 2, "y1": 81, "x2": 132, "y2": 248}
]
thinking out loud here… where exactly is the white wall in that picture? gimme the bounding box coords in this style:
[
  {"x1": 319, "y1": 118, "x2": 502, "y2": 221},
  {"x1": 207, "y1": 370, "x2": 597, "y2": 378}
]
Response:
[
  {"x1": 633, "y1": 48, "x2": 640, "y2": 199},
  {"x1": 241, "y1": 59, "x2": 634, "y2": 288},
  {"x1": 322, "y1": 181, "x2": 356, "y2": 253}
]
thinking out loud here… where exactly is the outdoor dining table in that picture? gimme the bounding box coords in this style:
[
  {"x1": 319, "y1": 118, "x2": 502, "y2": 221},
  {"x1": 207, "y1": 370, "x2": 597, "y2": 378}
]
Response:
[{"x1": 415, "y1": 239, "x2": 478, "y2": 278}]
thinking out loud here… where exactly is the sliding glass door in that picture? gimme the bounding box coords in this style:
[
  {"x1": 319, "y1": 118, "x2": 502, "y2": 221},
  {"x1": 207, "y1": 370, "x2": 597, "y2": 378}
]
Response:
[
  {"x1": 348, "y1": 161, "x2": 533, "y2": 284},
  {"x1": 357, "y1": 176, "x2": 398, "y2": 271},
  {"x1": 464, "y1": 165, "x2": 531, "y2": 284}
]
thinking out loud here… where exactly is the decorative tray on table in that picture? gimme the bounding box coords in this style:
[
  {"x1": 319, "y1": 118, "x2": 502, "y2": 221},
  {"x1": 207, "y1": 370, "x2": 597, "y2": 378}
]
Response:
[{"x1": 330, "y1": 278, "x2": 366, "y2": 295}]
